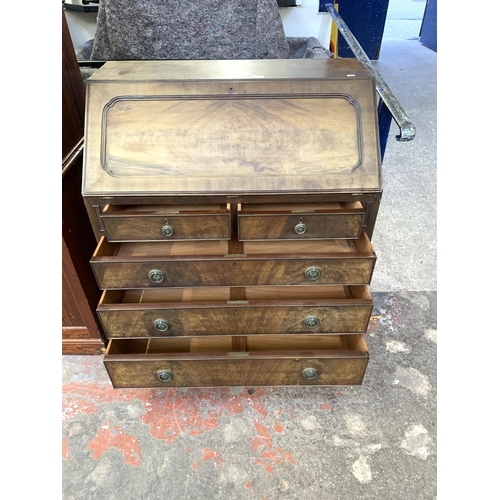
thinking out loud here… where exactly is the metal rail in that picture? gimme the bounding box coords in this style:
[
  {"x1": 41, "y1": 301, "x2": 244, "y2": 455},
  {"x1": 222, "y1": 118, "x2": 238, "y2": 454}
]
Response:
[{"x1": 324, "y1": 3, "x2": 416, "y2": 155}]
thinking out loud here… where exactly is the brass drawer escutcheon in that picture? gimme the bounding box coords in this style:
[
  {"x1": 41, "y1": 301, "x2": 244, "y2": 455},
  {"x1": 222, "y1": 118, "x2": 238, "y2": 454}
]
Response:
[
  {"x1": 304, "y1": 266, "x2": 322, "y2": 281},
  {"x1": 157, "y1": 370, "x2": 173, "y2": 382},
  {"x1": 161, "y1": 224, "x2": 174, "y2": 237},
  {"x1": 153, "y1": 319, "x2": 170, "y2": 332},
  {"x1": 148, "y1": 269, "x2": 166, "y2": 284},
  {"x1": 304, "y1": 316, "x2": 320, "y2": 328},
  {"x1": 294, "y1": 223, "x2": 307, "y2": 235},
  {"x1": 302, "y1": 368, "x2": 318, "y2": 380},
  {"x1": 294, "y1": 218, "x2": 307, "y2": 235}
]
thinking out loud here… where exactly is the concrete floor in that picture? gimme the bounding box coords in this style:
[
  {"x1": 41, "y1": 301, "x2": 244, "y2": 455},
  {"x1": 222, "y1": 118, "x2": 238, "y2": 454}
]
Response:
[{"x1": 62, "y1": 19, "x2": 438, "y2": 500}]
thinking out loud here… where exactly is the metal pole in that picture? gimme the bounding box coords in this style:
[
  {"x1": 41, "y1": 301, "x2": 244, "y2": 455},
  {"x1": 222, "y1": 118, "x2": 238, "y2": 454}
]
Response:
[{"x1": 324, "y1": 3, "x2": 416, "y2": 142}]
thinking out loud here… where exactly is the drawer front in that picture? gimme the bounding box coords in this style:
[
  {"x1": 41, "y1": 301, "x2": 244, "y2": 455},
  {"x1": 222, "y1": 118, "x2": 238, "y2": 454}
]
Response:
[
  {"x1": 104, "y1": 356, "x2": 369, "y2": 388},
  {"x1": 238, "y1": 213, "x2": 363, "y2": 240},
  {"x1": 98, "y1": 303, "x2": 373, "y2": 338},
  {"x1": 92, "y1": 257, "x2": 375, "y2": 289},
  {"x1": 102, "y1": 214, "x2": 231, "y2": 242},
  {"x1": 233, "y1": 258, "x2": 375, "y2": 286},
  {"x1": 92, "y1": 260, "x2": 235, "y2": 289}
]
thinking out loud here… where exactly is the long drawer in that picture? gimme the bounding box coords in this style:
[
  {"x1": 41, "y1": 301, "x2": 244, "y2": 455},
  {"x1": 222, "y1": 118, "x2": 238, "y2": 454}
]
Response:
[
  {"x1": 104, "y1": 334, "x2": 370, "y2": 388},
  {"x1": 90, "y1": 233, "x2": 376, "y2": 289},
  {"x1": 98, "y1": 285, "x2": 373, "y2": 338}
]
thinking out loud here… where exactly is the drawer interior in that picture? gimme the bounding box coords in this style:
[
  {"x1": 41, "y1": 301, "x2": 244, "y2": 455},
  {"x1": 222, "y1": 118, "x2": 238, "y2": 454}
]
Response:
[
  {"x1": 238, "y1": 201, "x2": 364, "y2": 214},
  {"x1": 100, "y1": 285, "x2": 371, "y2": 305},
  {"x1": 106, "y1": 334, "x2": 368, "y2": 355},
  {"x1": 93, "y1": 232, "x2": 374, "y2": 259},
  {"x1": 102, "y1": 203, "x2": 230, "y2": 216}
]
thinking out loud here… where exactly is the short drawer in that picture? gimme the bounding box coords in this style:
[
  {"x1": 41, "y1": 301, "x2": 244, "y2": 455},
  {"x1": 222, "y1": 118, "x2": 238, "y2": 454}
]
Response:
[
  {"x1": 100, "y1": 204, "x2": 231, "y2": 241},
  {"x1": 98, "y1": 285, "x2": 373, "y2": 338},
  {"x1": 238, "y1": 202, "x2": 364, "y2": 240},
  {"x1": 104, "y1": 334, "x2": 370, "y2": 388},
  {"x1": 90, "y1": 233, "x2": 376, "y2": 289}
]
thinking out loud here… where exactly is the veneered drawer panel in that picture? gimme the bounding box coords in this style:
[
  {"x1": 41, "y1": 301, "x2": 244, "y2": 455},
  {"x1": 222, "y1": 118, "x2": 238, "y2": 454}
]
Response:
[
  {"x1": 237, "y1": 234, "x2": 376, "y2": 285},
  {"x1": 101, "y1": 204, "x2": 231, "y2": 241},
  {"x1": 233, "y1": 258, "x2": 373, "y2": 286},
  {"x1": 91, "y1": 238, "x2": 233, "y2": 289},
  {"x1": 98, "y1": 286, "x2": 373, "y2": 337},
  {"x1": 238, "y1": 202, "x2": 364, "y2": 240},
  {"x1": 93, "y1": 260, "x2": 235, "y2": 289},
  {"x1": 104, "y1": 335, "x2": 370, "y2": 388},
  {"x1": 90, "y1": 234, "x2": 376, "y2": 289}
]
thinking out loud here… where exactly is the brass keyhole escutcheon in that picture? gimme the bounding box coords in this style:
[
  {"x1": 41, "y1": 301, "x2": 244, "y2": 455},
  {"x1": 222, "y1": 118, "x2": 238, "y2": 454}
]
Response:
[
  {"x1": 302, "y1": 368, "x2": 318, "y2": 380},
  {"x1": 148, "y1": 269, "x2": 166, "y2": 284},
  {"x1": 304, "y1": 316, "x2": 320, "y2": 328},
  {"x1": 154, "y1": 319, "x2": 170, "y2": 332},
  {"x1": 157, "y1": 370, "x2": 173, "y2": 382},
  {"x1": 294, "y1": 218, "x2": 307, "y2": 235},
  {"x1": 304, "y1": 266, "x2": 321, "y2": 281}
]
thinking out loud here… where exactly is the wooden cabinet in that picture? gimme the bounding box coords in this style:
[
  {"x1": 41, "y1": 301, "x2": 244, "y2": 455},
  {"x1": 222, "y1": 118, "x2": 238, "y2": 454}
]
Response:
[
  {"x1": 82, "y1": 59, "x2": 382, "y2": 387},
  {"x1": 62, "y1": 9, "x2": 104, "y2": 354}
]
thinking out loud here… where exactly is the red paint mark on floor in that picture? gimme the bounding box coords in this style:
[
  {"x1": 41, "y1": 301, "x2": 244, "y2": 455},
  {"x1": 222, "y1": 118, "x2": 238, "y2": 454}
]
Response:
[
  {"x1": 192, "y1": 462, "x2": 199, "y2": 470},
  {"x1": 248, "y1": 421, "x2": 295, "y2": 474},
  {"x1": 88, "y1": 419, "x2": 141, "y2": 466},
  {"x1": 245, "y1": 479, "x2": 252, "y2": 489},
  {"x1": 318, "y1": 402, "x2": 332, "y2": 411},
  {"x1": 202, "y1": 447, "x2": 223, "y2": 467},
  {"x1": 141, "y1": 388, "x2": 244, "y2": 444},
  {"x1": 62, "y1": 382, "x2": 150, "y2": 404},
  {"x1": 274, "y1": 421, "x2": 283, "y2": 433},
  {"x1": 277, "y1": 405, "x2": 296, "y2": 419},
  {"x1": 239, "y1": 388, "x2": 269, "y2": 416},
  {"x1": 62, "y1": 397, "x2": 98, "y2": 422},
  {"x1": 62, "y1": 438, "x2": 71, "y2": 461}
]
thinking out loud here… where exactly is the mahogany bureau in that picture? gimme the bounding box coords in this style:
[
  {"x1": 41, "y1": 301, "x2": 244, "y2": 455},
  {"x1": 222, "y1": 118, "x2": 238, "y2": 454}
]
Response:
[{"x1": 82, "y1": 58, "x2": 382, "y2": 388}]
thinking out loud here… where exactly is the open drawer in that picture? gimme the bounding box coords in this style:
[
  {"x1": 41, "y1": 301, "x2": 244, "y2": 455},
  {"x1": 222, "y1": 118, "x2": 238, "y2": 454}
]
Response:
[
  {"x1": 104, "y1": 334, "x2": 370, "y2": 388},
  {"x1": 91, "y1": 232, "x2": 376, "y2": 289},
  {"x1": 99, "y1": 203, "x2": 231, "y2": 242},
  {"x1": 238, "y1": 201, "x2": 365, "y2": 240},
  {"x1": 98, "y1": 285, "x2": 373, "y2": 337}
]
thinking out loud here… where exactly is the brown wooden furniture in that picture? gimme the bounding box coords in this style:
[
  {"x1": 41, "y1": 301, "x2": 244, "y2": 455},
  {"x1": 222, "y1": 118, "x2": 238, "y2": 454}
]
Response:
[
  {"x1": 82, "y1": 59, "x2": 382, "y2": 387},
  {"x1": 62, "y1": 9, "x2": 105, "y2": 354}
]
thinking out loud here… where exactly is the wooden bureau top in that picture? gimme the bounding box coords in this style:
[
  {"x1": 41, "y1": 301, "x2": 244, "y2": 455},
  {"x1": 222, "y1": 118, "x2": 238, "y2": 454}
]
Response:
[
  {"x1": 83, "y1": 59, "x2": 381, "y2": 196},
  {"x1": 86, "y1": 59, "x2": 375, "y2": 82}
]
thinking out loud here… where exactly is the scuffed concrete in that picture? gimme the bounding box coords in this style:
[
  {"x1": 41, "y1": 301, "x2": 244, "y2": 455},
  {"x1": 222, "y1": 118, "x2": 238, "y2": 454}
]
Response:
[{"x1": 63, "y1": 291, "x2": 437, "y2": 499}]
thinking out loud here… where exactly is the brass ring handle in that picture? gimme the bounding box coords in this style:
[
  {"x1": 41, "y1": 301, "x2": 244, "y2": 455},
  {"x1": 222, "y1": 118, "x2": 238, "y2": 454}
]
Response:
[
  {"x1": 304, "y1": 266, "x2": 321, "y2": 281},
  {"x1": 148, "y1": 269, "x2": 166, "y2": 284},
  {"x1": 157, "y1": 370, "x2": 173, "y2": 382},
  {"x1": 153, "y1": 319, "x2": 170, "y2": 332},
  {"x1": 304, "y1": 316, "x2": 320, "y2": 328},
  {"x1": 302, "y1": 368, "x2": 318, "y2": 380},
  {"x1": 162, "y1": 225, "x2": 174, "y2": 237}
]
